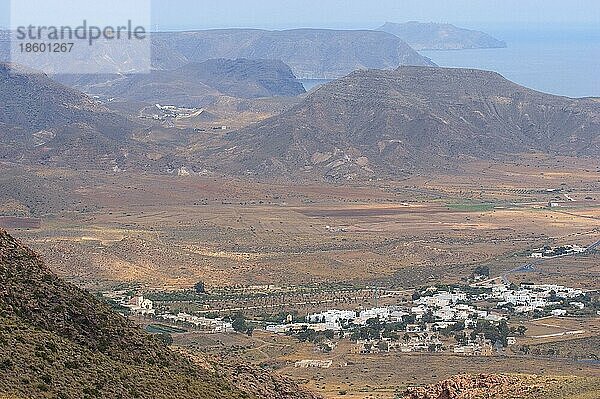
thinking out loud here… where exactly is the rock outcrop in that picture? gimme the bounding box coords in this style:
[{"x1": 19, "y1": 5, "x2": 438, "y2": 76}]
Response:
[{"x1": 402, "y1": 374, "x2": 532, "y2": 399}]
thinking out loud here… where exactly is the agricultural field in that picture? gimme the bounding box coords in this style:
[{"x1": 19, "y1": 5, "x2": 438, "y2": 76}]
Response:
[{"x1": 1, "y1": 158, "x2": 598, "y2": 292}]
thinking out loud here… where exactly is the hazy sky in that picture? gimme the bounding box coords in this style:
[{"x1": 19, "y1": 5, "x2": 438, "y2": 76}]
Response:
[
  {"x1": 150, "y1": 0, "x2": 600, "y2": 30},
  {"x1": 1, "y1": 0, "x2": 599, "y2": 31}
]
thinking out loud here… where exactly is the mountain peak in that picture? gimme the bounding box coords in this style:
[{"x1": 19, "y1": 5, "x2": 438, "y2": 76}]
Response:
[{"x1": 197, "y1": 66, "x2": 600, "y2": 181}]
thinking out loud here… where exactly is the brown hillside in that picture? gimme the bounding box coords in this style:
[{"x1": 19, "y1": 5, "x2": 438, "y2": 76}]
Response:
[
  {"x1": 201, "y1": 66, "x2": 600, "y2": 180},
  {"x1": 0, "y1": 229, "x2": 318, "y2": 399}
]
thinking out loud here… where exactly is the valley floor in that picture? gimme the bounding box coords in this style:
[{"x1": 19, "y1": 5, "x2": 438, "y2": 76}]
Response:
[
  {"x1": 1, "y1": 156, "x2": 598, "y2": 291},
  {"x1": 1, "y1": 156, "x2": 599, "y2": 397}
]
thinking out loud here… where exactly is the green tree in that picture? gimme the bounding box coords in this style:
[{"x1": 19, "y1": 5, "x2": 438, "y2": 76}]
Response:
[
  {"x1": 454, "y1": 331, "x2": 468, "y2": 346},
  {"x1": 473, "y1": 265, "x2": 490, "y2": 278},
  {"x1": 422, "y1": 310, "x2": 435, "y2": 323},
  {"x1": 194, "y1": 281, "x2": 206, "y2": 295},
  {"x1": 472, "y1": 320, "x2": 510, "y2": 347},
  {"x1": 295, "y1": 327, "x2": 317, "y2": 342},
  {"x1": 232, "y1": 314, "x2": 247, "y2": 333},
  {"x1": 246, "y1": 325, "x2": 255, "y2": 337},
  {"x1": 383, "y1": 329, "x2": 399, "y2": 341},
  {"x1": 403, "y1": 333, "x2": 411, "y2": 344},
  {"x1": 377, "y1": 340, "x2": 389, "y2": 352}
]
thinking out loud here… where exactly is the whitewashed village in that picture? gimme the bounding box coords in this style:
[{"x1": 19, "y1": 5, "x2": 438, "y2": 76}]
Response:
[
  {"x1": 105, "y1": 276, "x2": 594, "y2": 361},
  {"x1": 265, "y1": 281, "x2": 589, "y2": 357},
  {"x1": 98, "y1": 241, "x2": 599, "y2": 370}
]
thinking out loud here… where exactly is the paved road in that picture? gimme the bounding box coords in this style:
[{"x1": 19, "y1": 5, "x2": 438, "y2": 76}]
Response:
[
  {"x1": 501, "y1": 261, "x2": 539, "y2": 284},
  {"x1": 586, "y1": 239, "x2": 600, "y2": 251},
  {"x1": 493, "y1": 237, "x2": 600, "y2": 285}
]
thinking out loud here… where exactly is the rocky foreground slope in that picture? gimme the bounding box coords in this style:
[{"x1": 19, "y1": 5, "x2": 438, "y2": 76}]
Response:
[
  {"x1": 201, "y1": 66, "x2": 600, "y2": 180},
  {"x1": 402, "y1": 374, "x2": 600, "y2": 399},
  {"x1": 0, "y1": 229, "x2": 319, "y2": 399}
]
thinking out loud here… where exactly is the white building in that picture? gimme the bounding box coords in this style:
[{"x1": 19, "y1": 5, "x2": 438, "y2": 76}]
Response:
[
  {"x1": 266, "y1": 322, "x2": 330, "y2": 333},
  {"x1": 358, "y1": 307, "x2": 390, "y2": 322},
  {"x1": 390, "y1": 310, "x2": 409, "y2": 322},
  {"x1": 570, "y1": 302, "x2": 585, "y2": 310},
  {"x1": 294, "y1": 360, "x2": 332, "y2": 369},
  {"x1": 484, "y1": 313, "x2": 506, "y2": 322},
  {"x1": 158, "y1": 312, "x2": 233, "y2": 333},
  {"x1": 495, "y1": 283, "x2": 582, "y2": 311},
  {"x1": 415, "y1": 292, "x2": 467, "y2": 308},
  {"x1": 125, "y1": 296, "x2": 155, "y2": 315},
  {"x1": 434, "y1": 307, "x2": 455, "y2": 321},
  {"x1": 307, "y1": 309, "x2": 356, "y2": 328},
  {"x1": 411, "y1": 305, "x2": 429, "y2": 319}
]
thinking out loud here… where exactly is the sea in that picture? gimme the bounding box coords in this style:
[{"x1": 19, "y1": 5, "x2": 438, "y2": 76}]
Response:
[
  {"x1": 299, "y1": 79, "x2": 332, "y2": 92},
  {"x1": 420, "y1": 28, "x2": 600, "y2": 99},
  {"x1": 302, "y1": 28, "x2": 600, "y2": 99}
]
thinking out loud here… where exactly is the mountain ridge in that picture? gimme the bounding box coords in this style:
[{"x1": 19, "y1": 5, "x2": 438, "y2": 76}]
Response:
[
  {"x1": 152, "y1": 28, "x2": 436, "y2": 79},
  {"x1": 70, "y1": 58, "x2": 306, "y2": 107},
  {"x1": 378, "y1": 21, "x2": 507, "y2": 50},
  {"x1": 0, "y1": 62, "x2": 140, "y2": 167},
  {"x1": 195, "y1": 66, "x2": 600, "y2": 180}
]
